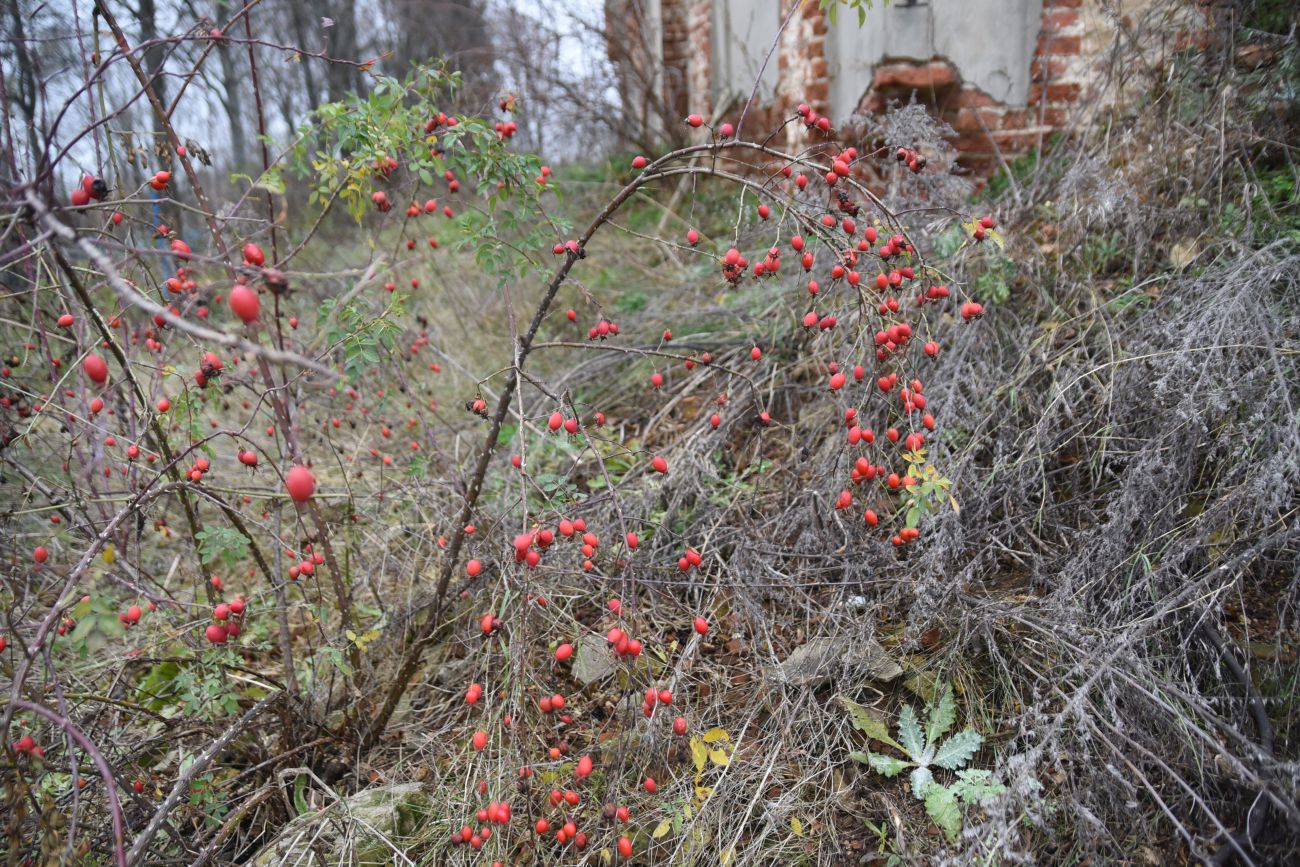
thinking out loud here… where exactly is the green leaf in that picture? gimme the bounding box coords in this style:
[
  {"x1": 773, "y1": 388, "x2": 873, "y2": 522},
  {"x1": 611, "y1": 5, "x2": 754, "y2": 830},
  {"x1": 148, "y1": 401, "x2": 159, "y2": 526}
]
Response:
[
  {"x1": 194, "y1": 526, "x2": 250, "y2": 570},
  {"x1": 652, "y1": 819, "x2": 672, "y2": 839},
  {"x1": 897, "y1": 704, "x2": 925, "y2": 758},
  {"x1": 909, "y1": 766, "x2": 933, "y2": 800},
  {"x1": 924, "y1": 783, "x2": 962, "y2": 842},
  {"x1": 867, "y1": 752, "x2": 911, "y2": 778},
  {"x1": 293, "y1": 774, "x2": 310, "y2": 815},
  {"x1": 838, "y1": 696, "x2": 903, "y2": 751},
  {"x1": 932, "y1": 729, "x2": 982, "y2": 770},
  {"x1": 951, "y1": 768, "x2": 1005, "y2": 803},
  {"x1": 925, "y1": 685, "x2": 957, "y2": 745}
]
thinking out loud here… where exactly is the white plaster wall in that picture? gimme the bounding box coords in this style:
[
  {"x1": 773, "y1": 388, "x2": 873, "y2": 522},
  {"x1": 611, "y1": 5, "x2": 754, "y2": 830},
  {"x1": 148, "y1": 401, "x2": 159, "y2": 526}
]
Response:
[
  {"x1": 711, "y1": 0, "x2": 781, "y2": 108},
  {"x1": 825, "y1": 0, "x2": 1044, "y2": 117}
]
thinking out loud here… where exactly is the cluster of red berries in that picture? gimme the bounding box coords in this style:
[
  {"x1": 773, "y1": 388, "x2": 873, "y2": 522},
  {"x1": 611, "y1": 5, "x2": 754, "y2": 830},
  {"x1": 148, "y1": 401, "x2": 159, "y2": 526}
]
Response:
[
  {"x1": 546, "y1": 411, "x2": 580, "y2": 435},
  {"x1": 204, "y1": 595, "x2": 247, "y2": 644},
  {"x1": 874, "y1": 321, "x2": 914, "y2": 361},
  {"x1": 676, "y1": 547, "x2": 704, "y2": 573},
  {"x1": 449, "y1": 797, "x2": 512, "y2": 850},
  {"x1": 918, "y1": 284, "x2": 952, "y2": 307},
  {"x1": 194, "y1": 351, "x2": 224, "y2": 388},
  {"x1": 822, "y1": 146, "x2": 858, "y2": 187},
  {"x1": 185, "y1": 456, "x2": 211, "y2": 483},
  {"x1": 605, "y1": 601, "x2": 645, "y2": 659},
  {"x1": 752, "y1": 246, "x2": 782, "y2": 278},
  {"x1": 117, "y1": 600, "x2": 153, "y2": 628},
  {"x1": 287, "y1": 549, "x2": 324, "y2": 582},
  {"x1": 721, "y1": 247, "x2": 749, "y2": 285},
  {"x1": 163, "y1": 264, "x2": 198, "y2": 297},
  {"x1": 423, "y1": 111, "x2": 457, "y2": 134},
  {"x1": 796, "y1": 102, "x2": 833, "y2": 134},
  {"x1": 641, "y1": 685, "x2": 673, "y2": 718},
  {"x1": 13, "y1": 735, "x2": 44, "y2": 759},
  {"x1": 802, "y1": 310, "x2": 839, "y2": 330},
  {"x1": 69, "y1": 174, "x2": 110, "y2": 206},
  {"x1": 895, "y1": 146, "x2": 927, "y2": 174},
  {"x1": 585, "y1": 318, "x2": 620, "y2": 340}
]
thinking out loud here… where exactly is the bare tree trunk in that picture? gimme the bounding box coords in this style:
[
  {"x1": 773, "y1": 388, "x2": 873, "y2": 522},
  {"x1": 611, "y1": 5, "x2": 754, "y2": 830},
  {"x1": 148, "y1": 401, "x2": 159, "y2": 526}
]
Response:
[
  {"x1": 288, "y1": 0, "x2": 322, "y2": 111},
  {"x1": 325, "y1": 1, "x2": 359, "y2": 101},
  {"x1": 137, "y1": 0, "x2": 167, "y2": 145},
  {"x1": 135, "y1": 0, "x2": 180, "y2": 237},
  {"x1": 214, "y1": 0, "x2": 248, "y2": 171},
  {"x1": 6, "y1": 0, "x2": 42, "y2": 174}
]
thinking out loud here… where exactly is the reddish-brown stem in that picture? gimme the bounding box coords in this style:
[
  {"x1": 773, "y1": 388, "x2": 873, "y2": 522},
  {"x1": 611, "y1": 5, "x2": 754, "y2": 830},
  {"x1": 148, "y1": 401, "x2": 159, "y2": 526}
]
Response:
[{"x1": 10, "y1": 699, "x2": 128, "y2": 867}]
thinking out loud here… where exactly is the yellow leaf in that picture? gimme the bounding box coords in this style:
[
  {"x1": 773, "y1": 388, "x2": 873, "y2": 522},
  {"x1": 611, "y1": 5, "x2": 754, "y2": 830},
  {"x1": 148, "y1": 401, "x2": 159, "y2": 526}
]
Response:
[
  {"x1": 701, "y1": 727, "x2": 730, "y2": 744},
  {"x1": 949, "y1": 495, "x2": 961, "y2": 514},
  {"x1": 709, "y1": 749, "x2": 730, "y2": 767},
  {"x1": 690, "y1": 737, "x2": 707, "y2": 774},
  {"x1": 102, "y1": 544, "x2": 115, "y2": 565},
  {"x1": 791, "y1": 816, "x2": 804, "y2": 836},
  {"x1": 721, "y1": 847, "x2": 735, "y2": 866},
  {"x1": 345, "y1": 629, "x2": 358, "y2": 642},
  {"x1": 652, "y1": 819, "x2": 672, "y2": 839}
]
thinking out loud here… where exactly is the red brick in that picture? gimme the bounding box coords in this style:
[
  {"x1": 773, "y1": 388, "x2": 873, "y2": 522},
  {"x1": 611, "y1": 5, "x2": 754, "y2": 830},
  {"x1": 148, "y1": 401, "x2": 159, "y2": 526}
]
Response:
[
  {"x1": 1037, "y1": 34, "x2": 1083, "y2": 55},
  {"x1": 991, "y1": 128, "x2": 1049, "y2": 151},
  {"x1": 958, "y1": 154, "x2": 1001, "y2": 174},
  {"x1": 1029, "y1": 82, "x2": 1082, "y2": 103},
  {"x1": 949, "y1": 133, "x2": 993, "y2": 153},
  {"x1": 861, "y1": 94, "x2": 888, "y2": 114},
  {"x1": 956, "y1": 88, "x2": 999, "y2": 109},
  {"x1": 1000, "y1": 109, "x2": 1032, "y2": 130},
  {"x1": 954, "y1": 107, "x2": 1003, "y2": 133},
  {"x1": 1030, "y1": 57, "x2": 1070, "y2": 81},
  {"x1": 1039, "y1": 106, "x2": 1071, "y2": 127},
  {"x1": 810, "y1": 57, "x2": 828, "y2": 78},
  {"x1": 804, "y1": 80, "x2": 829, "y2": 102},
  {"x1": 872, "y1": 60, "x2": 959, "y2": 91},
  {"x1": 1041, "y1": 8, "x2": 1080, "y2": 31}
]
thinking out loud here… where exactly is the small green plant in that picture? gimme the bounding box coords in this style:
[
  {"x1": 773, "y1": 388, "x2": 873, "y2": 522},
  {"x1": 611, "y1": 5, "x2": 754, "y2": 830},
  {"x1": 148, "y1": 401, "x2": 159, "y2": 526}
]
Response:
[
  {"x1": 841, "y1": 686, "x2": 1004, "y2": 842},
  {"x1": 819, "y1": 0, "x2": 883, "y2": 28}
]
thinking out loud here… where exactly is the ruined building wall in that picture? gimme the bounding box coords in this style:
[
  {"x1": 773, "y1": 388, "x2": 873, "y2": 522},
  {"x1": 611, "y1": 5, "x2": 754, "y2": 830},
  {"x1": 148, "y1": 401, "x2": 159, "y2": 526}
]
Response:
[{"x1": 639, "y1": 0, "x2": 1122, "y2": 173}]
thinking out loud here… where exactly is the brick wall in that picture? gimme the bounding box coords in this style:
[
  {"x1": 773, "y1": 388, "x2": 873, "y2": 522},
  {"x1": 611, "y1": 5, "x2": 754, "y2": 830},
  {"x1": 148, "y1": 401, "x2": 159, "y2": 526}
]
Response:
[
  {"x1": 775, "y1": 0, "x2": 829, "y2": 147},
  {"x1": 685, "y1": 0, "x2": 712, "y2": 119},
  {"x1": 641, "y1": 0, "x2": 1118, "y2": 175},
  {"x1": 865, "y1": 0, "x2": 1090, "y2": 173},
  {"x1": 661, "y1": 0, "x2": 690, "y2": 123},
  {"x1": 641, "y1": 0, "x2": 1131, "y2": 174}
]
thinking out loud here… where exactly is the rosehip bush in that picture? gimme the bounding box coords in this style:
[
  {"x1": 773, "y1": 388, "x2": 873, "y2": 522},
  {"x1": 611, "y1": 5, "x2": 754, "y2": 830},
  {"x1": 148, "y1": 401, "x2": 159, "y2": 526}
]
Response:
[{"x1": 0, "y1": 12, "x2": 1000, "y2": 865}]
